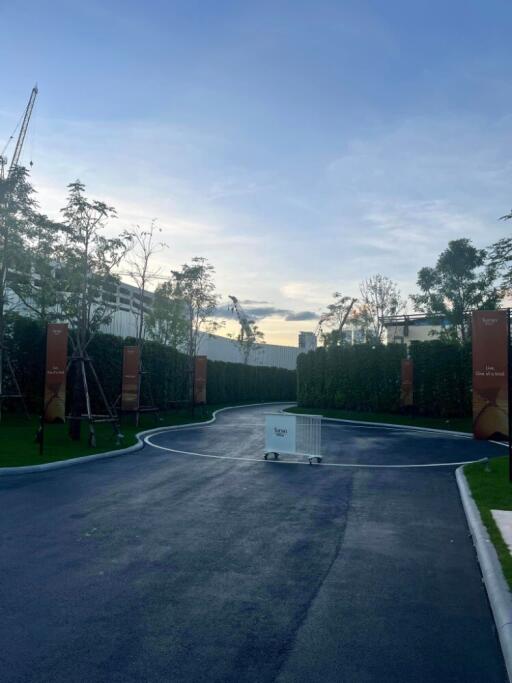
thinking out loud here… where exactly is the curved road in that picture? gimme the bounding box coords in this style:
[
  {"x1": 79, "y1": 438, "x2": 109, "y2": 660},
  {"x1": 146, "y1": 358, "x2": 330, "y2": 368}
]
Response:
[{"x1": 0, "y1": 404, "x2": 507, "y2": 682}]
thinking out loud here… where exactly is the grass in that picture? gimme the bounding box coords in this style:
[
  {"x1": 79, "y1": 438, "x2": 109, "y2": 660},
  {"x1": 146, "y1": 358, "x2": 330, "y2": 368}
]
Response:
[
  {"x1": 0, "y1": 402, "x2": 249, "y2": 468},
  {"x1": 286, "y1": 406, "x2": 473, "y2": 433},
  {"x1": 465, "y1": 456, "x2": 512, "y2": 589}
]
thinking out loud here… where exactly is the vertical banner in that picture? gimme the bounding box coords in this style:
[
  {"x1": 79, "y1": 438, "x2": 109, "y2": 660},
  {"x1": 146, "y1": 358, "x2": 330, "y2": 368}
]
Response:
[
  {"x1": 400, "y1": 358, "x2": 414, "y2": 408},
  {"x1": 194, "y1": 355, "x2": 207, "y2": 404},
  {"x1": 472, "y1": 310, "x2": 509, "y2": 440},
  {"x1": 121, "y1": 346, "x2": 140, "y2": 411},
  {"x1": 44, "y1": 323, "x2": 68, "y2": 423}
]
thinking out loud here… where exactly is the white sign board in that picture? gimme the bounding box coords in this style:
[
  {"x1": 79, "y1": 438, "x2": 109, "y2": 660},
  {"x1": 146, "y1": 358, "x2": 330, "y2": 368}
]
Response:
[{"x1": 265, "y1": 413, "x2": 297, "y2": 455}]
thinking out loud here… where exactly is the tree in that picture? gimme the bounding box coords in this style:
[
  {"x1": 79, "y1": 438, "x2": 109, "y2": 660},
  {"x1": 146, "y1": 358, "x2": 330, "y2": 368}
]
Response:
[
  {"x1": 488, "y1": 210, "x2": 512, "y2": 293},
  {"x1": 170, "y1": 257, "x2": 219, "y2": 402},
  {"x1": 411, "y1": 238, "x2": 500, "y2": 343},
  {"x1": 12, "y1": 211, "x2": 65, "y2": 323},
  {"x1": 57, "y1": 181, "x2": 130, "y2": 350},
  {"x1": 229, "y1": 322, "x2": 265, "y2": 365},
  {"x1": 124, "y1": 220, "x2": 165, "y2": 346},
  {"x1": 145, "y1": 280, "x2": 189, "y2": 350},
  {"x1": 226, "y1": 296, "x2": 265, "y2": 365},
  {"x1": 0, "y1": 170, "x2": 36, "y2": 351},
  {"x1": 0, "y1": 167, "x2": 50, "y2": 417},
  {"x1": 319, "y1": 293, "x2": 357, "y2": 347},
  {"x1": 359, "y1": 275, "x2": 405, "y2": 343},
  {"x1": 57, "y1": 181, "x2": 131, "y2": 438}
]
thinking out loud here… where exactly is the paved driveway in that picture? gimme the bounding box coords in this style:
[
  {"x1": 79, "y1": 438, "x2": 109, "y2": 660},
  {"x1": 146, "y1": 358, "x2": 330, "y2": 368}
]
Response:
[{"x1": 0, "y1": 404, "x2": 506, "y2": 682}]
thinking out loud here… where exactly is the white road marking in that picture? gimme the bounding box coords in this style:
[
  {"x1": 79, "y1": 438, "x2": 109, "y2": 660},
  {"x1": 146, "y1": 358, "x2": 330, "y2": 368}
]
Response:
[{"x1": 144, "y1": 434, "x2": 489, "y2": 469}]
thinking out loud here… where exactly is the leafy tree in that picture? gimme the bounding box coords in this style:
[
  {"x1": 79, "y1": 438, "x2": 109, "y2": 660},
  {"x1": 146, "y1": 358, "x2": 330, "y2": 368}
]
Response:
[
  {"x1": 319, "y1": 293, "x2": 357, "y2": 347},
  {"x1": 57, "y1": 181, "x2": 131, "y2": 350},
  {"x1": 13, "y1": 211, "x2": 65, "y2": 322},
  {"x1": 489, "y1": 211, "x2": 512, "y2": 293},
  {"x1": 145, "y1": 280, "x2": 189, "y2": 350},
  {"x1": 170, "y1": 257, "x2": 219, "y2": 402},
  {"x1": 359, "y1": 274, "x2": 405, "y2": 343},
  {"x1": 411, "y1": 238, "x2": 500, "y2": 343},
  {"x1": 0, "y1": 167, "x2": 37, "y2": 320},
  {"x1": 0, "y1": 167, "x2": 59, "y2": 416},
  {"x1": 57, "y1": 181, "x2": 131, "y2": 438},
  {"x1": 229, "y1": 322, "x2": 265, "y2": 365}
]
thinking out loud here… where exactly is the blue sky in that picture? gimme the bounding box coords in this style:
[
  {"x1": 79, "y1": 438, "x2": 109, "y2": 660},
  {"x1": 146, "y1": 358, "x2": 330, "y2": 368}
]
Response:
[{"x1": 1, "y1": 0, "x2": 511, "y2": 344}]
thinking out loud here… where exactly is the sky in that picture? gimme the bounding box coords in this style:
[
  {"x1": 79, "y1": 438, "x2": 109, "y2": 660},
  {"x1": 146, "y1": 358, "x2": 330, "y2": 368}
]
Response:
[{"x1": 1, "y1": 0, "x2": 511, "y2": 345}]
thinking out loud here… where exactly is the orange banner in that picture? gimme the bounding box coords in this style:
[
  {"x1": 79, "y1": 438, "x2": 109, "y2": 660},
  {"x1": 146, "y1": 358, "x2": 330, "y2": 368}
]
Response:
[
  {"x1": 122, "y1": 346, "x2": 140, "y2": 411},
  {"x1": 400, "y1": 358, "x2": 414, "y2": 407},
  {"x1": 472, "y1": 310, "x2": 509, "y2": 440},
  {"x1": 194, "y1": 356, "x2": 207, "y2": 404},
  {"x1": 44, "y1": 323, "x2": 68, "y2": 423}
]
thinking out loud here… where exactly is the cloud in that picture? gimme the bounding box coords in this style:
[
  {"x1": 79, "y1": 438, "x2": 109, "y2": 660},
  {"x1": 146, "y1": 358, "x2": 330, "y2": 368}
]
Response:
[
  {"x1": 284, "y1": 311, "x2": 319, "y2": 321},
  {"x1": 17, "y1": 101, "x2": 512, "y2": 348},
  {"x1": 280, "y1": 281, "x2": 331, "y2": 306},
  {"x1": 214, "y1": 303, "x2": 318, "y2": 322},
  {"x1": 213, "y1": 304, "x2": 235, "y2": 319}
]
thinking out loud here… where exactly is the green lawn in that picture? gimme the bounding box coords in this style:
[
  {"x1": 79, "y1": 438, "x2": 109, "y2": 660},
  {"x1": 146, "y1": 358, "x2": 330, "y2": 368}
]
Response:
[
  {"x1": 465, "y1": 456, "x2": 512, "y2": 589},
  {"x1": 0, "y1": 403, "x2": 244, "y2": 468},
  {"x1": 286, "y1": 407, "x2": 472, "y2": 433}
]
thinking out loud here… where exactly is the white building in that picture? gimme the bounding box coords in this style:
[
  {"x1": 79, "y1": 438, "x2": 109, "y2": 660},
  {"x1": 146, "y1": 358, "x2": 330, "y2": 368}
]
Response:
[
  {"x1": 381, "y1": 314, "x2": 447, "y2": 345},
  {"x1": 8, "y1": 277, "x2": 302, "y2": 370}
]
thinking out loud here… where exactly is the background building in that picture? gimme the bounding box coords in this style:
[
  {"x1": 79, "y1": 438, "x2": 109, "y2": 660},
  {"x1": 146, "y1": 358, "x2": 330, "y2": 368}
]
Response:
[
  {"x1": 381, "y1": 314, "x2": 447, "y2": 345},
  {"x1": 8, "y1": 276, "x2": 303, "y2": 370}
]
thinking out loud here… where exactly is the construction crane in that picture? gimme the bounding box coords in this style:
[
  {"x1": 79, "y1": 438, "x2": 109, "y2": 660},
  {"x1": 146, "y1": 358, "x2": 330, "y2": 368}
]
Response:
[
  {"x1": 228, "y1": 295, "x2": 256, "y2": 343},
  {"x1": 228, "y1": 295, "x2": 261, "y2": 364},
  {"x1": 0, "y1": 85, "x2": 38, "y2": 181}
]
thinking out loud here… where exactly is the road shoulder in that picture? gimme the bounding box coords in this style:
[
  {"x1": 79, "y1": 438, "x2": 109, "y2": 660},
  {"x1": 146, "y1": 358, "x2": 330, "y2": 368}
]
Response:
[{"x1": 457, "y1": 465, "x2": 512, "y2": 681}]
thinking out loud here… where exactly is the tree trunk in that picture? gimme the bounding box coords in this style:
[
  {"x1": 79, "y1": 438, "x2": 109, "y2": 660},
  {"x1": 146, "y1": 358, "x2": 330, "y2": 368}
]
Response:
[{"x1": 68, "y1": 354, "x2": 82, "y2": 441}]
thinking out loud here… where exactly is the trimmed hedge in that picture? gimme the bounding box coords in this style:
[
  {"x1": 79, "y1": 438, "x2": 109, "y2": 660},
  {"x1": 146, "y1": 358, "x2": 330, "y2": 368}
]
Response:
[
  {"x1": 298, "y1": 344, "x2": 405, "y2": 412},
  {"x1": 409, "y1": 340, "x2": 471, "y2": 417},
  {"x1": 298, "y1": 341, "x2": 472, "y2": 418},
  {"x1": 3, "y1": 315, "x2": 296, "y2": 413},
  {"x1": 207, "y1": 360, "x2": 296, "y2": 404}
]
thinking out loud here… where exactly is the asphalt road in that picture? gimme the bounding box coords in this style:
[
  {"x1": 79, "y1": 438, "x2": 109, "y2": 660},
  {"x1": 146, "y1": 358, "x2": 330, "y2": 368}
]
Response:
[{"x1": 0, "y1": 404, "x2": 507, "y2": 682}]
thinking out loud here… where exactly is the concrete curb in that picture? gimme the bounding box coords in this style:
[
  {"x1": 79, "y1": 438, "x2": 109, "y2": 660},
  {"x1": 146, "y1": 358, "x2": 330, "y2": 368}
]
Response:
[
  {"x1": 0, "y1": 402, "x2": 294, "y2": 476},
  {"x1": 456, "y1": 466, "x2": 512, "y2": 681}
]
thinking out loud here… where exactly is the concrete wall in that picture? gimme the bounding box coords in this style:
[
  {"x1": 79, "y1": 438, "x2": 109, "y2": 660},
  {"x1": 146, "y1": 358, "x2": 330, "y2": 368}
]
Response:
[{"x1": 197, "y1": 333, "x2": 300, "y2": 371}]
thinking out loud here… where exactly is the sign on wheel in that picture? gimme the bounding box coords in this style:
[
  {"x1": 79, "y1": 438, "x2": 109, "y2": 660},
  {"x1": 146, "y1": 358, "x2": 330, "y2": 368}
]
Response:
[{"x1": 264, "y1": 412, "x2": 322, "y2": 465}]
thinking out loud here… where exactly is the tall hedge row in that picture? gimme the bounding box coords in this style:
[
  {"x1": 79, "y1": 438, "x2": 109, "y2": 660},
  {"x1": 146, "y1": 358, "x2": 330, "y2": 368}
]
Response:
[
  {"x1": 409, "y1": 340, "x2": 471, "y2": 417},
  {"x1": 3, "y1": 315, "x2": 296, "y2": 413},
  {"x1": 207, "y1": 360, "x2": 296, "y2": 404},
  {"x1": 297, "y1": 341, "x2": 472, "y2": 417},
  {"x1": 297, "y1": 344, "x2": 405, "y2": 412}
]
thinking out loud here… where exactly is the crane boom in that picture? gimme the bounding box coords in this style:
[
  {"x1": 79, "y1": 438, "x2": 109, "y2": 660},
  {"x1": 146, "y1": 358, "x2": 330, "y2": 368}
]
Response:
[
  {"x1": 228, "y1": 295, "x2": 255, "y2": 341},
  {"x1": 8, "y1": 85, "x2": 38, "y2": 176}
]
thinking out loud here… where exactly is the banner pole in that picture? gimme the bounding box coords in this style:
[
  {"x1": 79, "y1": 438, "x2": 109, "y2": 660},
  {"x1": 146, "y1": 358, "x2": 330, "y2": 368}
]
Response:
[{"x1": 38, "y1": 324, "x2": 49, "y2": 456}]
